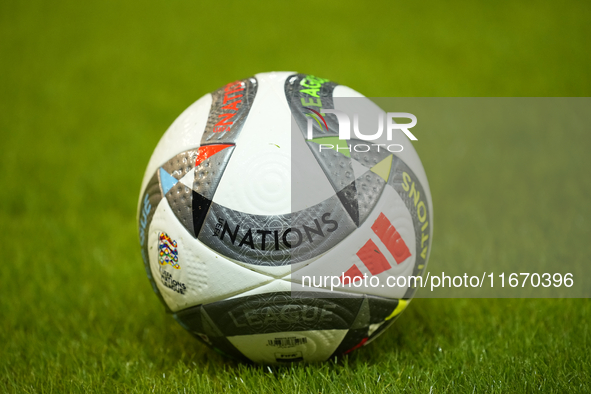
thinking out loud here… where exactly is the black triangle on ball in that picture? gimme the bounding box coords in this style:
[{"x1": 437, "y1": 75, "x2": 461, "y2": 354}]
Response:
[
  {"x1": 336, "y1": 181, "x2": 360, "y2": 227},
  {"x1": 192, "y1": 190, "x2": 212, "y2": 237}
]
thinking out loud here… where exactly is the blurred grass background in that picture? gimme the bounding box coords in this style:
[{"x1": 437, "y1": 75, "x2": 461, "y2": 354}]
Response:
[{"x1": 1, "y1": 0, "x2": 590, "y2": 392}]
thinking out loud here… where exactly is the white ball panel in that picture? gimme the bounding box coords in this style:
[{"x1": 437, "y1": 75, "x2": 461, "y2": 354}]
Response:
[
  {"x1": 226, "y1": 278, "x2": 292, "y2": 300},
  {"x1": 148, "y1": 198, "x2": 275, "y2": 312},
  {"x1": 139, "y1": 93, "x2": 212, "y2": 210},
  {"x1": 332, "y1": 84, "x2": 434, "y2": 229},
  {"x1": 290, "y1": 185, "x2": 416, "y2": 299},
  {"x1": 290, "y1": 120, "x2": 337, "y2": 212},
  {"x1": 220, "y1": 259, "x2": 293, "y2": 280},
  {"x1": 213, "y1": 73, "x2": 293, "y2": 215}
]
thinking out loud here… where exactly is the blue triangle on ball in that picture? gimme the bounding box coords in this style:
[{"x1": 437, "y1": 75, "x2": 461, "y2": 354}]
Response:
[{"x1": 159, "y1": 167, "x2": 178, "y2": 195}]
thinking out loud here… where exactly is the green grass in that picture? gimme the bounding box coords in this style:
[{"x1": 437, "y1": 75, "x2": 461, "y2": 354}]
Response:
[{"x1": 1, "y1": 0, "x2": 590, "y2": 392}]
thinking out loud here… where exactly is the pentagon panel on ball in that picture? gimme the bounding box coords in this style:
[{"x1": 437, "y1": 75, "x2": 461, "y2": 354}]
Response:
[{"x1": 137, "y1": 71, "x2": 433, "y2": 364}]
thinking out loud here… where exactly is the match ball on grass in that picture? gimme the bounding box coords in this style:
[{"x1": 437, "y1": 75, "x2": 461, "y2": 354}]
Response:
[{"x1": 137, "y1": 72, "x2": 433, "y2": 364}]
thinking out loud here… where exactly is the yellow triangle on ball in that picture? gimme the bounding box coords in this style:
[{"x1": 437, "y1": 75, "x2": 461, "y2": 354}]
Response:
[
  {"x1": 370, "y1": 155, "x2": 393, "y2": 182},
  {"x1": 385, "y1": 299, "x2": 409, "y2": 320}
]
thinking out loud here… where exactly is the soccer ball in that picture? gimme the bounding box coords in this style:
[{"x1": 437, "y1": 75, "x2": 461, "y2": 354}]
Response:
[{"x1": 137, "y1": 72, "x2": 433, "y2": 364}]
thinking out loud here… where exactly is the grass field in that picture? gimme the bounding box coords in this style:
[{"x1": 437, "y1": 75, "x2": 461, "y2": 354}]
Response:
[{"x1": 1, "y1": 0, "x2": 590, "y2": 392}]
